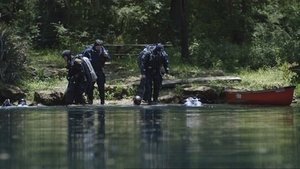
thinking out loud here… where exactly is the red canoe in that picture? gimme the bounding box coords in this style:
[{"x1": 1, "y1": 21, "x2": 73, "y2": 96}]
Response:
[{"x1": 225, "y1": 86, "x2": 296, "y2": 106}]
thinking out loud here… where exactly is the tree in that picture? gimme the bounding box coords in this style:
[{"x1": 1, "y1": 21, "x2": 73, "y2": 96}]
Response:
[
  {"x1": 170, "y1": 0, "x2": 189, "y2": 60},
  {"x1": 0, "y1": 26, "x2": 28, "y2": 83}
]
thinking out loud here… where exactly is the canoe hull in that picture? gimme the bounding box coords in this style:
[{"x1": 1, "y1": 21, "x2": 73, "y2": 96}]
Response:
[{"x1": 225, "y1": 86, "x2": 295, "y2": 106}]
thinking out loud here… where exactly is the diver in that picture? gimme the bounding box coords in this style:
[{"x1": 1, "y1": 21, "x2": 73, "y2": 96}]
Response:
[
  {"x1": 2, "y1": 99, "x2": 13, "y2": 107},
  {"x1": 62, "y1": 50, "x2": 87, "y2": 104},
  {"x1": 82, "y1": 39, "x2": 111, "y2": 105},
  {"x1": 139, "y1": 43, "x2": 169, "y2": 105},
  {"x1": 17, "y1": 98, "x2": 28, "y2": 107}
]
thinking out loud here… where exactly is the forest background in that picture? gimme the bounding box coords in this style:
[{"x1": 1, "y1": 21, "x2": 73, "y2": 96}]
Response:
[{"x1": 0, "y1": 0, "x2": 300, "y2": 101}]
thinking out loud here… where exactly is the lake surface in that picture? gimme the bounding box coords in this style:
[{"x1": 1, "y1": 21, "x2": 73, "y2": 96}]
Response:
[{"x1": 0, "y1": 104, "x2": 300, "y2": 169}]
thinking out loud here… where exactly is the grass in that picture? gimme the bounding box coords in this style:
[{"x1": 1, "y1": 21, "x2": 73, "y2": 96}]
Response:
[
  {"x1": 238, "y1": 68, "x2": 295, "y2": 90},
  {"x1": 21, "y1": 49, "x2": 67, "y2": 100},
  {"x1": 22, "y1": 49, "x2": 300, "y2": 101},
  {"x1": 239, "y1": 64, "x2": 298, "y2": 89},
  {"x1": 22, "y1": 78, "x2": 67, "y2": 100},
  {"x1": 296, "y1": 84, "x2": 300, "y2": 97},
  {"x1": 28, "y1": 49, "x2": 65, "y2": 68}
]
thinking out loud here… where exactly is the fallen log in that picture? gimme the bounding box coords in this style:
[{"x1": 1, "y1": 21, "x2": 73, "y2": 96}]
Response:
[{"x1": 162, "y1": 76, "x2": 241, "y2": 88}]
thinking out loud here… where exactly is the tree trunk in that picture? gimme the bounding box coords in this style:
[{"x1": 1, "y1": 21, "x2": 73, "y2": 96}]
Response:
[
  {"x1": 64, "y1": 0, "x2": 71, "y2": 25},
  {"x1": 170, "y1": 0, "x2": 189, "y2": 60},
  {"x1": 180, "y1": 0, "x2": 189, "y2": 60}
]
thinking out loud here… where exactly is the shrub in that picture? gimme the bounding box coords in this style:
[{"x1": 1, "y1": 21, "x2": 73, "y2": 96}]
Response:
[
  {"x1": 189, "y1": 38, "x2": 250, "y2": 71},
  {"x1": 53, "y1": 23, "x2": 89, "y2": 52},
  {"x1": 0, "y1": 26, "x2": 29, "y2": 83}
]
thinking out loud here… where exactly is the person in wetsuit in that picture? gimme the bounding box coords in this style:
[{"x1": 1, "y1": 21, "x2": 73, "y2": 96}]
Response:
[{"x1": 82, "y1": 39, "x2": 111, "y2": 105}]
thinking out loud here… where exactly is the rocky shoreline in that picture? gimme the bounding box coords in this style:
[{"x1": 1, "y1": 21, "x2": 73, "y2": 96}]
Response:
[{"x1": 1, "y1": 76, "x2": 241, "y2": 106}]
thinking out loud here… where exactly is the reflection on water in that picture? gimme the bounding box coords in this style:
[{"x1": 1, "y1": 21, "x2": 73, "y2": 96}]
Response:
[
  {"x1": 0, "y1": 105, "x2": 300, "y2": 169},
  {"x1": 140, "y1": 108, "x2": 165, "y2": 169},
  {"x1": 68, "y1": 108, "x2": 105, "y2": 169}
]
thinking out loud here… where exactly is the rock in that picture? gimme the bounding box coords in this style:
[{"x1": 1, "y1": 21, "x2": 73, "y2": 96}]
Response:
[
  {"x1": 182, "y1": 86, "x2": 219, "y2": 103},
  {"x1": 159, "y1": 93, "x2": 181, "y2": 104},
  {"x1": 34, "y1": 91, "x2": 64, "y2": 105},
  {"x1": 106, "y1": 85, "x2": 131, "y2": 100},
  {"x1": 161, "y1": 76, "x2": 241, "y2": 89},
  {"x1": 44, "y1": 68, "x2": 66, "y2": 79},
  {"x1": 0, "y1": 84, "x2": 26, "y2": 103}
]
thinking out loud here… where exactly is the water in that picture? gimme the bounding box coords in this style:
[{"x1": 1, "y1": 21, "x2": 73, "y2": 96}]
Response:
[{"x1": 0, "y1": 104, "x2": 300, "y2": 169}]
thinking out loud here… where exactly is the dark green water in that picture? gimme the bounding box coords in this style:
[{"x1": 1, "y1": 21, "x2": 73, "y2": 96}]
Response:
[{"x1": 0, "y1": 104, "x2": 300, "y2": 169}]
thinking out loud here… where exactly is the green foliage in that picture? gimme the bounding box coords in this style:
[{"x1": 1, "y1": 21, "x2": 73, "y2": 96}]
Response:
[
  {"x1": 247, "y1": 1, "x2": 299, "y2": 69},
  {"x1": 28, "y1": 50, "x2": 65, "y2": 69},
  {"x1": 189, "y1": 38, "x2": 250, "y2": 71},
  {"x1": 22, "y1": 78, "x2": 67, "y2": 101},
  {"x1": 112, "y1": 54, "x2": 138, "y2": 71},
  {"x1": 238, "y1": 64, "x2": 297, "y2": 90},
  {"x1": 12, "y1": 0, "x2": 39, "y2": 43},
  {"x1": 187, "y1": 0, "x2": 300, "y2": 71},
  {"x1": 0, "y1": 25, "x2": 28, "y2": 83},
  {"x1": 115, "y1": 0, "x2": 172, "y2": 43},
  {"x1": 296, "y1": 84, "x2": 300, "y2": 98},
  {"x1": 53, "y1": 23, "x2": 88, "y2": 51},
  {"x1": 278, "y1": 3, "x2": 300, "y2": 63},
  {"x1": 1, "y1": 0, "x2": 300, "y2": 85},
  {"x1": 278, "y1": 62, "x2": 298, "y2": 84},
  {"x1": 28, "y1": 50, "x2": 66, "y2": 82}
]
